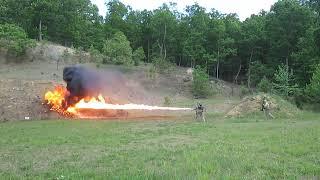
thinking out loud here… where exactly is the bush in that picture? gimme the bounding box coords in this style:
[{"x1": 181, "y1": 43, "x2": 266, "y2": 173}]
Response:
[
  {"x1": 75, "y1": 47, "x2": 86, "y2": 63},
  {"x1": 163, "y1": 96, "x2": 171, "y2": 106},
  {"x1": 192, "y1": 66, "x2": 211, "y2": 98},
  {"x1": 152, "y1": 57, "x2": 175, "y2": 74},
  {"x1": 0, "y1": 23, "x2": 35, "y2": 58},
  {"x1": 272, "y1": 65, "x2": 298, "y2": 97},
  {"x1": 89, "y1": 45, "x2": 103, "y2": 63},
  {"x1": 305, "y1": 64, "x2": 320, "y2": 103},
  {"x1": 133, "y1": 47, "x2": 146, "y2": 66},
  {"x1": 240, "y1": 85, "x2": 250, "y2": 98},
  {"x1": 257, "y1": 76, "x2": 271, "y2": 93},
  {"x1": 249, "y1": 61, "x2": 273, "y2": 86},
  {"x1": 102, "y1": 31, "x2": 133, "y2": 66},
  {"x1": 146, "y1": 66, "x2": 157, "y2": 80}
]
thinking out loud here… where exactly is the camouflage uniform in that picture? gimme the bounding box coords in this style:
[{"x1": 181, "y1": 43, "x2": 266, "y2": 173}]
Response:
[
  {"x1": 261, "y1": 97, "x2": 274, "y2": 119},
  {"x1": 194, "y1": 103, "x2": 206, "y2": 122}
]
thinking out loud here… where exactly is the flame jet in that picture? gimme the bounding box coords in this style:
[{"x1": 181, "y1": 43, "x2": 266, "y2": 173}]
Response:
[{"x1": 44, "y1": 65, "x2": 191, "y2": 118}]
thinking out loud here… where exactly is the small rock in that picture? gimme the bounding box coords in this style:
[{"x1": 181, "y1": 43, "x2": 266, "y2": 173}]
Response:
[{"x1": 24, "y1": 117, "x2": 30, "y2": 120}]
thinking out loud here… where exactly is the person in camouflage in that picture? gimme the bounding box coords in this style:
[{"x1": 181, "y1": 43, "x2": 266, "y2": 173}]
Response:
[
  {"x1": 194, "y1": 103, "x2": 206, "y2": 122},
  {"x1": 261, "y1": 96, "x2": 274, "y2": 119}
]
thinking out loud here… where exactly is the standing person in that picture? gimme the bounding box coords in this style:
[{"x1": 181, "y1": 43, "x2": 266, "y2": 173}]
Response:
[
  {"x1": 261, "y1": 96, "x2": 274, "y2": 119},
  {"x1": 194, "y1": 103, "x2": 206, "y2": 122}
]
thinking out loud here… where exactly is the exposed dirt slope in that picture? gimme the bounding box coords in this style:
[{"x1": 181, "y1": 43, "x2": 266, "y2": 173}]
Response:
[
  {"x1": 226, "y1": 94, "x2": 299, "y2": 118},
  {"x1": 0, "y1": 43, "x2": 241, "y2": 121}
]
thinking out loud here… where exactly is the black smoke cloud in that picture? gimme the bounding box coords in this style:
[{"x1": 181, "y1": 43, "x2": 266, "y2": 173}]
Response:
[
  {"x1": 62, "y1": 65, "x2": 146, "y2": 107},
  {"x1": 63, "y1": 65, "x2": 103, "y2": 106}
]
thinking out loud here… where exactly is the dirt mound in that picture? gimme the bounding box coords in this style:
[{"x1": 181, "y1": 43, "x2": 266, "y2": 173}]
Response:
[
  {"x1": 0, "y1": 79, "x2": 61, "y2": 121},
  {"x1": 225, "y1": 94, "x2": 298, "y2": 118},
  {"x1": 1, "y1": 42, "x2": 92, "y2": 64}
]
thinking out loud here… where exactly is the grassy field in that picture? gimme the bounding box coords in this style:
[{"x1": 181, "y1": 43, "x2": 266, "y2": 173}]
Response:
[{"x1": 0, "y1": 114, "x2": 319, "y2": 179}]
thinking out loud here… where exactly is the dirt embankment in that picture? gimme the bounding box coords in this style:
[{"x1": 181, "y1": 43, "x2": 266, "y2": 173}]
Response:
[
  {"x1": 226, "y1": 94, "x2": 299, "y2": 118},
  {"x1": 0, "y1": 79, "x2": 61, "y2": 121},
  {"x1": 0, "y1": 43, "x2": 240, "y2": 121}
]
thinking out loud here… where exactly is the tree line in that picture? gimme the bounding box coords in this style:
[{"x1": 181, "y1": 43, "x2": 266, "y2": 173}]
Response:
[{"x1": 1, "y1": 0, "x2": 320, "y2": 105}]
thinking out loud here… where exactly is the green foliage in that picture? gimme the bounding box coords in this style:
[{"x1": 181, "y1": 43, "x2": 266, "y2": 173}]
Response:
[
  {"x1": 75, "y1": 47, "x2": 86, "y2": 63},
  {"x1": 192, "y1": 66, "x2": 211, "y2": 98},
  {"x1": 305, "y1": 65, "x2": 320, "y2": 103},
  {"x1": 152, "y1": 57, "x2": 175, "y2": 74},
  {"x1": 0, "y1": 23, "x2": 35, "y2": 57},
  {"x1": 146, "y1": 65, "x2": 157, "y2": 80},
  {"x1": 132, "y1": 47, "x2": 145, "y2": 66},
  {"x1": 1, "y1": 0, "x2": 320, "y2": 106},
  {"x1": 292, "y1": 27, "x2": 320, "y2": 86},
  {"x1": 239, "y1": 85, "x2": 250, "y2": 98},
  {"x1": 257, "y1": 76, "x2": 271, "y2": 93},
  {"x1": 102, "y1": 31, "x2": 133, "y2": 66},
  {"x1": 249, "y1": 61, "x2": 273, "y2": 86},
  {"x1": 89, "y1": 45, "x2": 103, "y2": 63},
  {"x1": 163, "y1": 96, "x2": 171, "y2": 106},
  {"x1": 272, "y1": 65, "x2": 298, "y2": 98}
]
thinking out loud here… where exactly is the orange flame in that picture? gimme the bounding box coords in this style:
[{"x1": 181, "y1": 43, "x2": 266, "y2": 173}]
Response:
[
  {"x1": 44, "y1": 86, "x2": 191, "y2": 118},
  {"x1": 44, "y1": 86, "x2": 72, "y2": 116}
]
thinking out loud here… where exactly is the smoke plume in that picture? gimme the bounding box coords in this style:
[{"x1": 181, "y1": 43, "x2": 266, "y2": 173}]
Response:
[{"x1": 62, "y1": 65, "x2": 148, "y2": 107}]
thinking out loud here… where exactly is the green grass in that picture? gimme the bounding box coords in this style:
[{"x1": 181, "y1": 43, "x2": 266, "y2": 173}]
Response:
[{"x1": 0, "y1": 114, "x2": 319, "y2": 179}]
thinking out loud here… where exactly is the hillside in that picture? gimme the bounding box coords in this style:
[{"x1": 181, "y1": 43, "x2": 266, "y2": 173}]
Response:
[{"x1": 0, "y1": 43, "x2": 241, "y2": 121}]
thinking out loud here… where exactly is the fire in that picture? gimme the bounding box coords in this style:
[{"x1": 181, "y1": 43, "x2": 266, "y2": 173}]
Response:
[
  {"x1": 44, "y1": 86, "x2": 191, "y2": 118},
  {"x1": 44, "y1": 86, "x2": 72, "y2": 116}
]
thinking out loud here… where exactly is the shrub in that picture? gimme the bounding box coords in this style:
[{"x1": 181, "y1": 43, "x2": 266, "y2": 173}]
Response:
[
  {"x1": 133, "y1": 47, "x2": 146, "y2": 66},
  {"x1": 257, "y1": 76, "x2": 271, "y2": 93},
  {"x1": 249, "y1": 61, "x2": 273, "y2": 86},
  {"x1": 74, "y1": 47, "x2": 86, "y2": 63},
  {"x1": 163, "y1": 96, "x2": 171, "y2": 106},
  {"x1": 89, "y1": 45, "x2": 103, "y2": 63},
  {"x1": 102, "y1": 31, "x2": 133, "y2": 66},
  {"x1": 192, "y1": 66, "x2": 211, "y2": 98},
  {"x1": 272, "y1": 64, "x2": 298, "y2": 97},
  {"x1": 305, "y1": 64, "x2": 320, "y2": 103},
  {"x1": 0, "y1": 23, "x2": 35, "y2": 58},
  {"x1": 240, "y1": 85, "x2": 250, "y2": 98},
  {"x1": 152, "y1": 57, "x2": 175, "y2": 74},
  {"x1": 146, "y1": 66, "x2": 157, "y2": 80}
]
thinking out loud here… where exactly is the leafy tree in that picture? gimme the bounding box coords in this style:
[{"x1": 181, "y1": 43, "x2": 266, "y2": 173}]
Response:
[
  {"x1": 192, "y1": 66, "x2": 211, "y2": 98},
  {"x1": 0, "y1": 23, "x2": 35, "y2": 57},
  {"x1": 266, "y1": 0, "x2": 313, "y2": 71},
  {"x1": 292, "y1": 27, "x2": 320, "y2": 86},
  {"x1": 183, "y1": 4, "x2": 209, "y2": 68},
  {"x1": 249, "y1": 61, "x2": 273, "y2": 86},
  {"x1": 150, "y1": 4, "x2": 178, "y2": 61},
  {"x1": 272, "y1": 65, "x2": 298, "y2": 97},
  {"x1": 102, "y1": 31, "x2": 133, "y2": 65},
  {"x1": 105, "y1": 0, "x2": 129, "y2": 31},
  {"x1": 240, "y1": 13, "x2": 267, "y2": 88}
]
